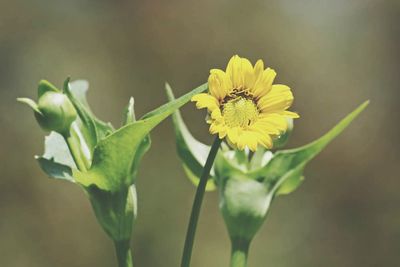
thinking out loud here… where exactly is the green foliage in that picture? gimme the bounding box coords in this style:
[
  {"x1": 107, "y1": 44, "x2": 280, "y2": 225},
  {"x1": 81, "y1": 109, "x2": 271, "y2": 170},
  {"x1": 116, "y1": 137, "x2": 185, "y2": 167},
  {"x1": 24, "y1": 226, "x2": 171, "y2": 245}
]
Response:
[
  {"x1": 169, "y1": 94, "x2": 369, "y2": 242},
  {"x1": 166, "y1": 83, "x2": 216, "y2": 191},
  {"x1": 35, "y1": 132, "x2": 76, "y2": 182},
  {"x1": 74, "y1": 82, "x2": 208, "y2": 192},
  {"x1": 88, "y1": 185, "x2": 137, "y2": 241},
  {"x1": 19, "y1": 78, "x2": 208, "y2": 242}
]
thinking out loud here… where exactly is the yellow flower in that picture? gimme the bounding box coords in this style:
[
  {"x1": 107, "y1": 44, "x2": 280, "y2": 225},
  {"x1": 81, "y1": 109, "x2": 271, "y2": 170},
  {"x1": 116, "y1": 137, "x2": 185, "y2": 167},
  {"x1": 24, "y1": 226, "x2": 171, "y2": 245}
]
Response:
[{"x1": 191, "y1": 55, "x2": 299, "y2": 151}]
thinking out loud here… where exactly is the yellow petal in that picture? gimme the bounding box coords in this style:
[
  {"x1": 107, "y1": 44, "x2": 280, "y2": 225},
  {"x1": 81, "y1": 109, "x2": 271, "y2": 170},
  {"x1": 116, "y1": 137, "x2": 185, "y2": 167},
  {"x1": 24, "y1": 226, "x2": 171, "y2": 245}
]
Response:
[
  {"x1": 253, "y1": 59, "x2": 264, "y2": 82},
  {"x1": 210, "y1": 108, "x2": 223, "y2": 122},
  {"x1": 250, "y1": 120, "x2": 281, "y2": 135},
  {"x1": 258, "y1": 134, "x2": 273, "y2": 149},
  {"x1": 257, "y1": 114, "x2": 288, "y2": 133},
  {"x1": 226, "y1": 127, "x2": 241, "y2": 144},
  {"x1": 209, "y1": 69, "x2": 232, "y2": 99},
  {"x1": 241, "y1": 57, "x2": 256, "y2": 89},
  {"x1": 258, "y1": 84, "x2": 294, "y2": 113},
  {"x1": 236, "y1": 131, "x2": 258, "y2": 151},
  {"x1": 253, "y1": 131, "x2": 273, "y2": 149},
  {"x1": 280, "y1": 110, "x2": 300, "y2": 118},
  {"x1": 209, "y1": 122, "x2": 227, "y2": 139},
  {"x1": 191, "y1": 93, "x2": 219, "y2": 111},
  {"x1": 226, "y1": 55, "x2": 244, "y2": 88},
  {"x1": 252, "y1": 68, "x2": 276, "y2": 99}
]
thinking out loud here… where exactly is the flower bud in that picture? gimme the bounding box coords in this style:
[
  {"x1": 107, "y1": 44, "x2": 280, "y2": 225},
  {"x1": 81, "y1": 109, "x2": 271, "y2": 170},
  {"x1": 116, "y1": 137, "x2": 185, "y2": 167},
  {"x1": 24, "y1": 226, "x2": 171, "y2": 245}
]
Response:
[
  {"x1": 18, "y1": 80, "x2": 77, "y2": 135},
  {"x1": 219, "y1": 174, "x2": 272, "y2": 242},
  {"x1": 35, "y1": 91, "x2": 77, "y2": 134}
]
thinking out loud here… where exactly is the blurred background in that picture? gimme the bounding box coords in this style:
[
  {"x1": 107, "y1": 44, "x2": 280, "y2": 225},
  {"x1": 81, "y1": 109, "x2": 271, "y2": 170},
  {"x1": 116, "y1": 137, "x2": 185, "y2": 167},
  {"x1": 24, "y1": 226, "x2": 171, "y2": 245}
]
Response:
[{"x1": 1, "y1": 0, "x2": 399, "y2": 266}]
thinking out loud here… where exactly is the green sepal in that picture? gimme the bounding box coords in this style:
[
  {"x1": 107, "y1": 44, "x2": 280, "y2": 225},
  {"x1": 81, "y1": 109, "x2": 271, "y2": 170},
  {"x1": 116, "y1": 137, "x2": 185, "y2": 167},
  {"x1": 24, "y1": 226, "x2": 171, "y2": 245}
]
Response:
[
  {"x1": 16, "y1": 98, "x2": 42, "y2": 115},
  {"x1": 38, "y1": 80, "x2": 60, "y2": 97},
  {"x1": 74, "y1": 83, "x2": 208, "y2": 192},
  {"x1": 165, "y1": 83, "x2": 216, "y2": 191}
]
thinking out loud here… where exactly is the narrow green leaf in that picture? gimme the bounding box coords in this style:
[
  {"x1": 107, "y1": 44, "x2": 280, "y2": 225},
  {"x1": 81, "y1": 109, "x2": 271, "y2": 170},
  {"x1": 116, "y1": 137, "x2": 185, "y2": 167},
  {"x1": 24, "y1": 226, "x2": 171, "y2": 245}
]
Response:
[
  {"x1": 122, "y1": 96, "x2": 152, "y2": 181},
  {"x1": 74, "y1": 83, "x2": 208, "y2": 191},
  {"x1": 64, "y1": 78, "x2": 98, "y2": 154},
  {"x1": 122, "y1": 97, "x2": 136, "y2": 125},
  {"x1": 165, "y1": 83, "x2": 216, "y2": 191},
  {"x1": 68, "y1": 80, "x2": 114, "y2": 138},
  {"x1": 250, "y1": 101, "x2": 369, "y2": 195}
]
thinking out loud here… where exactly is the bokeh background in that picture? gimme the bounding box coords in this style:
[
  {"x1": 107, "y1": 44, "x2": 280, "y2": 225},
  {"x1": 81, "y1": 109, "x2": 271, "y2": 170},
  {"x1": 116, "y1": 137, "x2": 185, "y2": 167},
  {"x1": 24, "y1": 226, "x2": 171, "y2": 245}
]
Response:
[{"x1": 1, "y1": 0, "x2": 399, "y2": 266}]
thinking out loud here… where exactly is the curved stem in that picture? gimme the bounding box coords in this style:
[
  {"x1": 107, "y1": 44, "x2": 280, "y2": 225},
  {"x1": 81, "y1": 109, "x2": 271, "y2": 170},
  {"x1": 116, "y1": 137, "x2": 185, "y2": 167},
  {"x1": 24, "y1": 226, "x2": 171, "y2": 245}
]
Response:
[
  {"x1": 230, "y1": 239, "x2": 250, "y2": 267},
  {"x1": 63, "y1": 132, "x2": 87, "y2": 172},
  {"x1": 114, "y1": 240, "x2": 133, "y2": 267},
  {"x1": 180, "y1": 137, "x2": 222, "y2": 267}
]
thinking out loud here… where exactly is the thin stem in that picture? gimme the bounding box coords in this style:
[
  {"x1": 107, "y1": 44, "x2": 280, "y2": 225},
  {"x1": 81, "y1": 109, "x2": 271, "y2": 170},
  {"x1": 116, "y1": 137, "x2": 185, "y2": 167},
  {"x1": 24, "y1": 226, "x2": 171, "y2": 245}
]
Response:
[
  {"x1": 63, "y1": 133, "x2": 87, "y2": 172},
  {"x1": 114, "y1": 240, "x2": 133, "y2": 267},
  {"x1": 230, "y1": 239, "x2": 250, "y2": 267},
  {"x1": 180, "y1": 136, "x2": 222, "y2": 267}
]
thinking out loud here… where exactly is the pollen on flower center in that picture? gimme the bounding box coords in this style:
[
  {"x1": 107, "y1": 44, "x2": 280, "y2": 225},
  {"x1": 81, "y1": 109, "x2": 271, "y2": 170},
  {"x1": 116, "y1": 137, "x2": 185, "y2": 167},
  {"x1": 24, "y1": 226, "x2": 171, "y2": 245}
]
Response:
[{"x1": 222, "y1": 96, "x2": 259, "y2": 127}]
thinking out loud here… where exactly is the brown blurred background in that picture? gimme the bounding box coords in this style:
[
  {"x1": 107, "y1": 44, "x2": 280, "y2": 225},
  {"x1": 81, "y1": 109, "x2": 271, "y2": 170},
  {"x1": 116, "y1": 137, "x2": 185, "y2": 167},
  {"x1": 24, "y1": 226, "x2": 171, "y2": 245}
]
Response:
[{"x1": 1, "y1": 0, "x2": 399, "y2": 266}]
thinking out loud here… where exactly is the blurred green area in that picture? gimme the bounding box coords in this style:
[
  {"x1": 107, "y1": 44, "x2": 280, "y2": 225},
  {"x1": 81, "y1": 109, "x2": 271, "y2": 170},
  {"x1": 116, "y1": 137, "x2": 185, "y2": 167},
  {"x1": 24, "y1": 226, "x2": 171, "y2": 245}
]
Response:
[{"x1": 1, "y1": 0, "x2": 399, "y2": 266}]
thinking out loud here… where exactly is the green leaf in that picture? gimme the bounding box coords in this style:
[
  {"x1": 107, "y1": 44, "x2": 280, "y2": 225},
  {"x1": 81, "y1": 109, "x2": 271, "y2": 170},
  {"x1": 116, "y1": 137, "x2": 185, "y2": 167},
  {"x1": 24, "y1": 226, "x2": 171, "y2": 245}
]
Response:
[
  {"x1": 68, "y1": 80, "x2": 114, "y2": 139},
  {"x1": 122, "y1": 97, "x2": 136, "y2": 125},
  {"x1": 74, "y1": 83, "x2": 208, "y2": 191},
  {"x1": 35, "y1": 132, "x2": 76, "y2": 182},
  {"x1": 250, "y1": 100, "x2": 369, "y2": 196},
  {"x1": 215, "y1": 101, "x2": 368, "y2": 243},
  {"x1": 88, "y1": 185, "x2": 136, "y2": 241},
  {"x1": 165, "y1": 83, "x2": 216, "y2": 191},
  {"x1": 122, "y1": 97, "x2": 152, "y2": 181},
  {"x1": 63, "y1": 78, "x2": 98, "y2": 161}
]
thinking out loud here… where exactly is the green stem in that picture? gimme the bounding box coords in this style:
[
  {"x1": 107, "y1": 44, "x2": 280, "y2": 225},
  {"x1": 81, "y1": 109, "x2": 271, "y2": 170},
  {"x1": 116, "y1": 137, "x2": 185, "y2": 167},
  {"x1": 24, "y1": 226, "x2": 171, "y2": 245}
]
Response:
[
  {"x1": 63, "y1": 132, "x2": 87, "y2": 172},
  {"x1": 230, "y1": 239, "x2": 250, "y2": 267},
  {"x1": 180, "y1": 137, "x2": 222, "y2": 267},
  {"x1": 114, "y1": 240, "x2": 133, "y2": 267}
]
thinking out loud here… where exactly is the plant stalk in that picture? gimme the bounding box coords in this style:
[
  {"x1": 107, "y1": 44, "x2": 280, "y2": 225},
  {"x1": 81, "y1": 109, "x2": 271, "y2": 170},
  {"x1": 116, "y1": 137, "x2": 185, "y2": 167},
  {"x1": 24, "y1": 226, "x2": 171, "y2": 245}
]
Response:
[
  {"x1": 114, "y1": 240, "x2": 133, "y2": 267},
  {"x1": 230, "y1": 239, "x2": 250, "y2": 267},
  {"x1": 63, "y1": 132, "x2": 87, "y2": 171},
  {"x1": 180, "y1": 136, "x2": 222, "y2": 267}
]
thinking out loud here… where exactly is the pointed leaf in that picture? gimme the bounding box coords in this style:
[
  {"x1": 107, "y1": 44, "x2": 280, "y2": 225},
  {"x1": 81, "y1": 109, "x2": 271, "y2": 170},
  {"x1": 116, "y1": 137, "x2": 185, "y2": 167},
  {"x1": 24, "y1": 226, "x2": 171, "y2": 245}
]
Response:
[
  {"x1": 250, "y1": 101, "x2": 369, "y2": 195},
  {"x1": 74, "y1": 83, "x2": 208, "y2": 191},
  {"x1": 121, "y1": 97, "x2": 152, "y2": 181},
  {"x1": 63, "y1": 78, "x2": 98, "y2": 157},
  {"x1": 68, "y1": 80, "x2": 114, "y2": 138},
  {"x1": 165, "y1": 83, "x2": 216, "y2": 191},
  {"x1": 122, "y1": 97, "x2": 136, "y2": 125}
]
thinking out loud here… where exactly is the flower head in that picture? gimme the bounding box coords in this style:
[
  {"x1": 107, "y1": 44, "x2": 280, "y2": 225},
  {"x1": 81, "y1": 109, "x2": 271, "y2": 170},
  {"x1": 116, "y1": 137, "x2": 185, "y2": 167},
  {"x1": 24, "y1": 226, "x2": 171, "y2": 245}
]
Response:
[{"x1": 192, "y1": 55, "x2": 299, "y2": 151}]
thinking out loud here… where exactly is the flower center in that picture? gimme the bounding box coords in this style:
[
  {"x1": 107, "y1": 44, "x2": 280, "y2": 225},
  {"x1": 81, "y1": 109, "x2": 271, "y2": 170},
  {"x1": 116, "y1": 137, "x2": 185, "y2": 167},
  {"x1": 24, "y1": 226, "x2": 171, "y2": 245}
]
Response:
[{"x1": 222, "y1": 96, "x2": 259, "y2": 127}]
